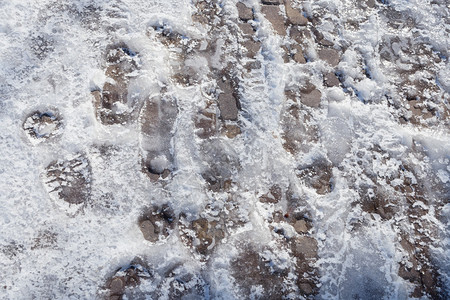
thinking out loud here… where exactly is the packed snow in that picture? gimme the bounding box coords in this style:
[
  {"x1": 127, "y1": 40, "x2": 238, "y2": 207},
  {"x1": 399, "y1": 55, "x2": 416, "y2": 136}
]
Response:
[{"x1": 0, "y1": 0, "x2": 448, "y2": 299}]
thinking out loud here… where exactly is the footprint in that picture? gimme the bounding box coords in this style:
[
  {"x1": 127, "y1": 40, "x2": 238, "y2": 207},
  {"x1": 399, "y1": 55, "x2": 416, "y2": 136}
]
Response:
[
  {"x1": 105, "y1": 259, "x2": 207, "y2": 299},
  {"x1": 273, "y1": 212, "x2": 319, "y2": 296},
  {"x1": 281, "y1": 94, "x2": 319, "y2": 155},
  {"x1": 30, "y1": 34, "x2": 54, "y2": 60},
  {"x1": 92, "y1": 43, "x2": 140, "y2": 125},
  {"x1": 106, "y1": 259, "x2": 152, "y2": 300},
  {"x1": 256, "y1": 184, "x2": 320, "y2": 297},
  {"x1": 43, "y1": 153, "x2": 92, "y2": 214},
  {"x1": 179, "y1": 215, "x2": 226, "y2": 258},
  {"x1": 230, "y1": 243, "x2": 303, "y2": 298},
  {"x1": 23, "y1": 109, "x2": 63, "y2": 143},
  {"x1": 151, "y1": 25, "x2": 205, "y2": 87},
  {"x1": 155, "y1": 263, "x2": 208, "y2": 299},
  {"x1": 138, "y1": 204, "x2": 176, "y2": 243},
  {"x1": 296, "y1": 157, "x2": 333, "y2": 195},
  {"x1": 139, "y1": 93, "x2": 178, "y2": 181},
  {"x1": 200, "y1": 141, "x2": 240, "y2": 192}
]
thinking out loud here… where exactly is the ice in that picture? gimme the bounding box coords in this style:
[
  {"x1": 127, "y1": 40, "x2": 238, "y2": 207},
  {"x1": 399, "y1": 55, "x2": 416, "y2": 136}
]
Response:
[
  {"x1": 437, "y1": 170, "x2": 449, "y2": 184},
  {"x1": 0, "y1": 0, "x2": 449, "y2": 299}
]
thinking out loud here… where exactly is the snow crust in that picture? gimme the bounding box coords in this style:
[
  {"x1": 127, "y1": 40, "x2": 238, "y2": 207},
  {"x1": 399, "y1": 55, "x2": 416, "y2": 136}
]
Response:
[{"x1": 0, "y1": 0, "x2": 448, "y2": 299}]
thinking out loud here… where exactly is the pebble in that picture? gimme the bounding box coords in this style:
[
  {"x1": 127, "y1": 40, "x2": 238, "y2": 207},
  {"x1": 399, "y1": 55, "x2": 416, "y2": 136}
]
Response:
[
  {"x1": 139, "y1": 220, "x2": 157, "y2": 242},
  {"x1": 291, "y1": 236, "x2": 318, "y2": 260},
  {"x1": 299, "y1": 282, "x2": 314, "y2": 294},
  {"x1": 109, "y1": 278, "x2": 125, "y2": 295},
  {"x1": 297, "y1": 158, "x2": 333, "y2": 194},
  {"x1": 239, "y1": 23, "x2": 255, "y2": 36},
  {"x1": 195, "y1": 109, "x2": 217, "y2": 139},
  {"x1": 319, "y1": 39, "x2": 334, "y2": 47},
  {"x1": 218, "y1": 93, "x2": 239, "y2": 121},
  {"x1": 293, "y1": 220, "x2": 308, "y2": 233},
  {"x1": 261, "y1": 0, "x2": 281, "y2": 4},
  {"x1": 245, "y1": 60, "x2": 262, "y2": 70},
  {"x1": 188, "y1": 218, "x2": 225, "y2": 256},
  {"x1": 324, "y1": 72, "x2": 340, "y2": 87},
  {"x1": 290, "y1": 26, "x2": 311, "y2": 43},
  {"x1": 236, "y1": 2, "x2": 253, "y2": 21},
  {"x1": 223, "y1": 124, "x2": 241, "y2": 138},
  {"x1": 138, "y1": 205, "x2": 175, "y2": 242},
  {"x1": 300, "y1": 89, "x2": 322, "y2": 108},
  {"x1": 285, "y1": 0, "x2": 308, "y2": 26},
  {"x1": 242, "y1": 40, "x2": 261, "y2": 58},
  {"x1": 292, "y1": 45, "x2": 306, "y2": 63},
  {"x1": 261, "y1": 5, "x2": 286, "y2": 35},
  {"x1": 318, "y1": 48, "x2": 340, "y2": 66}
]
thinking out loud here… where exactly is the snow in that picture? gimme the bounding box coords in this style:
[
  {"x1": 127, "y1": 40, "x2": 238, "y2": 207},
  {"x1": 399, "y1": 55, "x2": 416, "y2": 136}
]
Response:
[{"x1": 0, "y1": 0, "x2": 449, "y2": 299}]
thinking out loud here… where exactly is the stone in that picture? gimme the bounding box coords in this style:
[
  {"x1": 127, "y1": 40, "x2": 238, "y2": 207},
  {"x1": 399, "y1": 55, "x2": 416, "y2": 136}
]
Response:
[
  {"x1": 360, "y1": 187, "x2": 399, "y2": 220},
  {"x1": 281, "y1": 45, "x2": 290, "y2": 63},
  {"x1": 231, "y1": 247, "x2": 290, "y2": 298},
  {"x1": 204, "y1": 172, "x2": 233, "y2": 191},
  {"x1": 109, "y1": 278, "x2": 125, "y2": 295},
  {"x1": 405, "y1": 185, "x2": 414, "y2": 194},
  {"x1": 292, "y1": 45, "x2": 306, "y2": 63},
  {"x1": 159, "y1": 265, "x2": 208, "y2": 298},
  {"x1": 242, "y1": 39, "x2": 261, "y2": 58},
  {"x1": 195, "y1": 108, "x2": 217, "y2": 139},
  {"x1": 236, "y1": 2, "x2": 253, "y2": 21},
  {"x1": 138, "y1": 205, "x2": 176, "y2": 242},
  {"x1": 293, "y1": 220, "x2": 308, "y2": 233},
  {"x1": 318, "y1": 48, "x2": 340, "y2": 66},
  {"x1": 398, "y1": 263, "x2": 421, "y2": 283},
  {"x1": 311, "y1": 27, "x2": 324, "y2": 42},
  {"x1": 281, "y1": 101, "x2": 319, "y2": 154},
  {"x1": 223, "y1": 124, "x2": 241, "y2": 138},
  {"x1": 262, "y1": 0, "x2": 281, "y2": 4},
  {"x1": 290, "y1": 26, "x2": 311, "y2": 44},
  {"x1": 192, "y1": 0, "x2": 217, "y2": 25},
  {"x1": 324, "y1": 72, "x2": 340, "y2": 87},
  {"x1": 107, "y1": 262, "x2": 152, "y2": 299},
  {"x1": 261, "y1": 5, "x2": 286, "y2": 35},
  {"x1": 199, "y1": 140, "x2": 240, "y2": 192},
  {"x1": 217, "y1": 76, "x2": 235, "y2": 94},
  {"x1": 410, "y1": 106, "x2": 423, "y2": 117},
  {"x1": 319, "y1": 39, "x2": 334, "y2": 47},
  {"x1": 239, "y1": 23, "x2": 255, "y2": 36},
  {"x1": 218, "y1": 93, "x2": 239, "y2": 121},
  {"x1": 299, "y1": 283, "x2": 314, "y2": 294},
  {"x1": 192, "y1": 218, "x2": 214, "y2": 255},
  {"x1": 285, "y1": 0, "x2": 308, "y2": 26},
  {"x1": 300, "y1": 89, "x2": 322, "y2": 108},
  {"x1": 139, "y1": 220, "x2": 157, "y2": 242},
  {"x1": 291, "y1": 236, "x2": 318, "y2": 260},
  {"x1": 300, "y1": 82, "x2": 317, "y2": 94},
  {"x1": 245, "y1": 60, "x2": 262, "y2": 70},
  {"x1": 367, "y1": 0, "x2": 375, "y2": 7}
]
